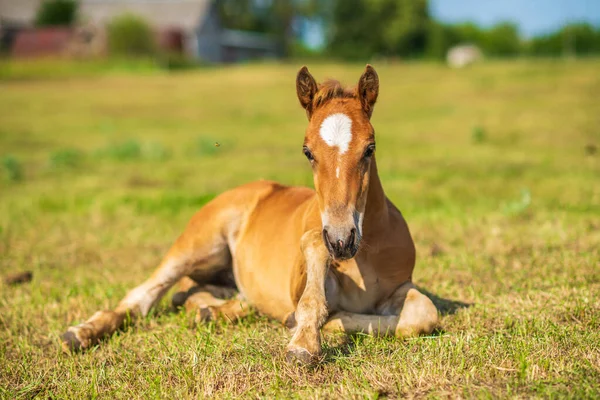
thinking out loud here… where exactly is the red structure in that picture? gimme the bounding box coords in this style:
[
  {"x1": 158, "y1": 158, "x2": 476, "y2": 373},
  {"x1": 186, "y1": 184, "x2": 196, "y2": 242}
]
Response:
[
  {"x1": 157, "y1": 28, "x2": 184, "y2": 54},
  {"x1": 11, "y1": 27, "x2": 72, "y2": 57}
]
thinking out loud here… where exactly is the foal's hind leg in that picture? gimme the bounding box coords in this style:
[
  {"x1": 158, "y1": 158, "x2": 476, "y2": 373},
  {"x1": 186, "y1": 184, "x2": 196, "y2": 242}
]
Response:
[
  {"x1": 172, "y1": 277, "x2": 251, "y2": 324},
  {"x1": 322, "y1": 282, "x2": 438, "y2": 337},
  {"x1": 61, "y1": 203, "x2": 238, "y2": 352},
  {"x1": 61, "y1": 251, "x2": 189, "y2": 351}
]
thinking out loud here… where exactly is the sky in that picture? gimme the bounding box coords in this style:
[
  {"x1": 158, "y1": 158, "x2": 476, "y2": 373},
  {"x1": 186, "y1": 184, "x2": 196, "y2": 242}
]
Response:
[
  {"x1": 301, "y1": 0, "x2": 600, "y2": 49},
  {"x1": 430, "y1": 0, "x2": 600, "y2": 38}
]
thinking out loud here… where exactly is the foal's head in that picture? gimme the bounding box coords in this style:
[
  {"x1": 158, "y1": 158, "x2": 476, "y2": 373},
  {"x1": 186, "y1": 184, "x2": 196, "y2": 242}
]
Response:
[{"x1": 296, "y1": 65, "x2": 379, "y2": 260}]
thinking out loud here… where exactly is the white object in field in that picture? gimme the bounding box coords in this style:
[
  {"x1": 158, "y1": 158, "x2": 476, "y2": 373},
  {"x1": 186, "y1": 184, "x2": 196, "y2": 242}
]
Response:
[{"x1": 447, "y1": 44, "x2": 483, "y2": 68}]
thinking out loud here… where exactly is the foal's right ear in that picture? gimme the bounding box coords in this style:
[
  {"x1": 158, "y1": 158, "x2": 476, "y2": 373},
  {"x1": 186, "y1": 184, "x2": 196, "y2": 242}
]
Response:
[
  {"x1": 296, "y1": 66, "x2": 318, "y2": 120},
  {"x1": 358, "y1": 64, "x2": 379, "y2": 118}
]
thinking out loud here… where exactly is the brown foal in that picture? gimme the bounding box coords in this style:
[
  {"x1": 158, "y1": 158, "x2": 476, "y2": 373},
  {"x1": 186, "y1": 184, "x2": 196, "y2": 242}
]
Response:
[{"x1": 61, "y1": 65, "x2": 439, "y2": 364}]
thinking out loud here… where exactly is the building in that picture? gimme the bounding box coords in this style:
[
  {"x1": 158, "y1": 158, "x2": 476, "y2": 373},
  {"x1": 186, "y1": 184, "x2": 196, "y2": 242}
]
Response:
[{"x1": 0, "y1": 0, "x2": 281, "y2": 62}]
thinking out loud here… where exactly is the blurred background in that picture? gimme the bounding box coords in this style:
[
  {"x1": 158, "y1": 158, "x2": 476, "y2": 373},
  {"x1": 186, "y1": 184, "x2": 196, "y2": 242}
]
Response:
[
  {"x1": 0, "y1": 0, "x2": 598, "y2": 238},
  {"x1": 0, "y1": 0, "x2": 599, "y2": 64}
]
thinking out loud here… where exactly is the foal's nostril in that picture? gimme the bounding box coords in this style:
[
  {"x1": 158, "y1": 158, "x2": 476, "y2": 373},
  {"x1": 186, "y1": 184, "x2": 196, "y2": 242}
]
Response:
[
  {"x1": 322, "y1": 228, "x2": 333, "y2": 251},
  {"x1": 322, "y1": 226, "x2": 357, "y2": 258},
  {"x1": 348, "y1": 228, "x2": 356, "y2": 249}
]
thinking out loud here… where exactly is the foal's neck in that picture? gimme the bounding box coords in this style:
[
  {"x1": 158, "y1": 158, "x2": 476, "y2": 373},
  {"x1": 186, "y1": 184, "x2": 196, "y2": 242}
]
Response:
[{"x1": 363, "y1": 157, "x2": 388, "y2": 234}]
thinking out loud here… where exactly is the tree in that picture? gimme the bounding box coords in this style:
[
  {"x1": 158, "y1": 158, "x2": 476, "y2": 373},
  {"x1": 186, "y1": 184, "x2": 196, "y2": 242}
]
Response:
[
  {"x1": 527, "y1": 23, "x2": 600, "y2": 56},
  {"x1": 426, "y1": 21, "x2": 522, "y2": 59},
  {"x1": 35, "y1": 0, "x2": 77, "y2": 27},
  {"x1": 383, "y1": 0, "x2": 430, "y2": 57},
  {"x1": 425, "y1": 21, "x2": 461, "y2": 60},
  {"x1": 561, "y1": 23, "x2": 600, "y2": 55},
  {"x1": 217, "y1": 0, "x2": 324, "y2": 58},
  {"x1": 484, "y1": 22, "x2": 521, "y2": 56},
  {"x1": 328, "y1": 0, "x2": 431, "y2": 60},
  {"x1": 217, "y1": 0, "x2": 270, "y2": 32},
  {"x1": 328, "y1": 0, "x2": 382, "y2": 59},
  {"x1": 107, "y1": 14, "x2": 156, "y2": 57},
  {"x1": 452, "y1": 22, "x2": 485, "y2": 45}
]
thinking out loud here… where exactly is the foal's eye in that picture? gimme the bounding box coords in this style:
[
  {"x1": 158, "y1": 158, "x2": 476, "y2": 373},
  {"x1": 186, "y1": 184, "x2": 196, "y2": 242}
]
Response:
[
  {"x1": 303, "y1": 146, "x2": 314, "y2": 162},
  {"x1": 363, "y1": 144, "x2": 376, "y2": 159}
]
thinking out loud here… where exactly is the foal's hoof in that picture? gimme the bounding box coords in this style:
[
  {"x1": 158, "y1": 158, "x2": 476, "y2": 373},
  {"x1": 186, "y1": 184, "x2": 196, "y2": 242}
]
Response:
[
  {"x1": 171, "y1": 291, "x2": 188, "y2": 308},
  {"x1": 61, "y1": 330, "x2": 83, "y2": 353},
  {"x1": 195, "y1": 306, "x2": 216, "y2": 324},
  {"x1": 285, "y1": 347, "x2": 316, "y2": 366}
]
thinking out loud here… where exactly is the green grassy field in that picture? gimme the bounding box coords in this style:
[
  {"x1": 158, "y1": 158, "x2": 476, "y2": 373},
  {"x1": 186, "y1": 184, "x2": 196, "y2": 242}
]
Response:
[{"x1": 1, "y1": 59, "x2": 599, "y2": 398}]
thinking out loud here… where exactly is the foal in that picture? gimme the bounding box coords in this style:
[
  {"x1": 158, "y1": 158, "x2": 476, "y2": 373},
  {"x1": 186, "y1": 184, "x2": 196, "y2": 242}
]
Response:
[{"x1": 61, "y1": 65, "x2": 439, "y2": 364}]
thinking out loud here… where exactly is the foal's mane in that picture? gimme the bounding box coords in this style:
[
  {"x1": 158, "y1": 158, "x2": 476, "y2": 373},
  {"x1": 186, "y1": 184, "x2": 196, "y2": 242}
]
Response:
[{"x1": 313, "y1": 79, "x2": 357, "y2": 109}]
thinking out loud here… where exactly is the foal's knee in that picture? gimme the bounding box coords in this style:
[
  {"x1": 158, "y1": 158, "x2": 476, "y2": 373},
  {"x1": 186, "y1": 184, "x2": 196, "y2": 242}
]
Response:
[{"x1": 395, "y1": 288, "x2": 439, "y2": 337}]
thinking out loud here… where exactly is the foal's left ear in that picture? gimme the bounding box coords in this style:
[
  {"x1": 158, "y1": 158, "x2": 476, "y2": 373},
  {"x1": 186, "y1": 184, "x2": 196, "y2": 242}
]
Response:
[
  {"x1": 358, "y1": 64, "x2": 379, "y2": 118},
  {"x1": 296, "y1": 66, "x2": 318, "y2": 120}
]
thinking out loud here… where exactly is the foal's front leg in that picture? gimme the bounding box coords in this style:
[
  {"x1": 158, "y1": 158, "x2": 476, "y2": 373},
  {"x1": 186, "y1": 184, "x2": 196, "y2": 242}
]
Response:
[{"x1": 285, "y1": 229, "x2": 330, "y2": 364}]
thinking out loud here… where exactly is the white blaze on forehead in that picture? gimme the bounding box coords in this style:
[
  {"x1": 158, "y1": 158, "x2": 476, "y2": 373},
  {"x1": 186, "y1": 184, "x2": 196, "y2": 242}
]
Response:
[{"x1": 319, "y1": 113, "x2": 353, "y2": 154}]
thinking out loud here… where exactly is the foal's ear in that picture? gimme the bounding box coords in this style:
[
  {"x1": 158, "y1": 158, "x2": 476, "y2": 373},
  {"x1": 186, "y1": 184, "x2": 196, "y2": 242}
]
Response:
[
  {"x1": 296, "y1": 66, "x2": 318, "y2": 119},
  {"x1": 358, "y1": 64, "x2": 379, "y2": 118}
]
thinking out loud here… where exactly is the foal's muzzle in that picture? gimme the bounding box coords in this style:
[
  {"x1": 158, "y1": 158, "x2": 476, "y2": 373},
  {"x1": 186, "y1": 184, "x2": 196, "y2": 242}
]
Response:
[{"x1": 322, "y1": 226, "x2": 359, "y2": 260}]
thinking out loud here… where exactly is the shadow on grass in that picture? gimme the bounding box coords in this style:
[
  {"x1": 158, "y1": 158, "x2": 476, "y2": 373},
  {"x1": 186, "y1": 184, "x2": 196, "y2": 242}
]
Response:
[
  {"x1": 418, "y1": 287, "x2": 472, "y2": 316},
  {"x1": 321, "y1": 335, "x2": 358, "y2": 364},
  {"x1": 319, "y1": 289, "x2": 471, "y2": 364}
]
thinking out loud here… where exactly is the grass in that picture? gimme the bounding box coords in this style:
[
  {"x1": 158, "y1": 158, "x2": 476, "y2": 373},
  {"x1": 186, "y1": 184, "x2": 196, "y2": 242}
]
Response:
[
  {"x1": 1, "y1": 58, "x2": 599, "y2": 398},
  {"x1": 1, "y1": 155, "x2": 23, "y2": 182},
  {"x1": 0, "y1": 57, "x2": 164, "y2": 81}
]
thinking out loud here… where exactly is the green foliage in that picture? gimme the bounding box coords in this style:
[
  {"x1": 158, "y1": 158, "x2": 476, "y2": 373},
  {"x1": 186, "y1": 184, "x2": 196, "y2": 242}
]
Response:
[
  {"x1": 471, "y1": 126, "x2": 487, "y2": 144},
  {"x1": 329, "y1": 0, "x2": 380, "y2": 60},
  {"x1": 143, "y1": 142, "x2": 172, "y2": 161},
  {"x1": 95, "y1": 140, "x2": 173, "y2": 162},
  {"x1": 426, "y1": 21, "x2": 521, "y2": 59},
  {"x1": 49, "y1": 148, "x2": 83, "y2": 169},
  {"x1": 192, "y1": 137, "x2": 221, "y2": 158},
  {"x1": 1, "y1": 155, "x2": 23, "y2": 182},
  {"x1": 327, "y1": 1, "x2": 600, "y2": 60},
  {"x1": 157, "y1": 53, "x2": 201, "y2": 71},
  {"x1": 432, "y1": 22, "x2": 600, "y2": 59},
  {"x1": 452, "y1": 22, "x2": 486, "y2": 46},
  {"x1": 289, "y1": 39, "x2": 326, "y2": 59},
  {"x1": 425, "y1": 21, "x2": 453, "y2": 59},
  {"x1": 0, "y1": 58, "x2": 165, "y2": 81},
  {"x1": 502, "y1": 188, "x2": 532, "y2": 216},
  {"x1": 527, "y1": 23, "x2": 600, "y2": 56},
  {"x1": 218, "y1": 0, "x2": 317, "y2": 57},
  {"x1": 217, "y1": 0, "x2": 328, "y2": 56},
  {"x1": 218, "y1": 0, "x2": 272, "y2": 32},
  {"x1": 96, "y1": 140, "x2": 142, "y2": 161},
  {"x1": 483, "y1": 22, "x2": 521, "y2": 56},
  {"x1": 329, "y1": 0, "x2": 431, "y2": 59},
  {"x1": 107, "y1": 14, "x2": 156, "y2": 57},
  {"x1": 121, "y1": 193, "x2": 216, "y2": 216},
  {"x1": 383, "y1": 0, "x2": 430, "y2": 57},
  {"x1": 34, "y1": 0, "x2": 77, "y2": 27}
]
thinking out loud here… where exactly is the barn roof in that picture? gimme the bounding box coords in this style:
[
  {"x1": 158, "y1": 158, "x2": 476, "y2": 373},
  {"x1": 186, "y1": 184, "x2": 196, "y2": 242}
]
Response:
[
  {"x1": 79, "y1": 0, "x2": 212, "y2": 31},
  {"x1": 0, "y1": 0, "x2": 43, "y2": 26},
  {"x1": 0, "y1": 0, "x2": 212, "y2": 30}
]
